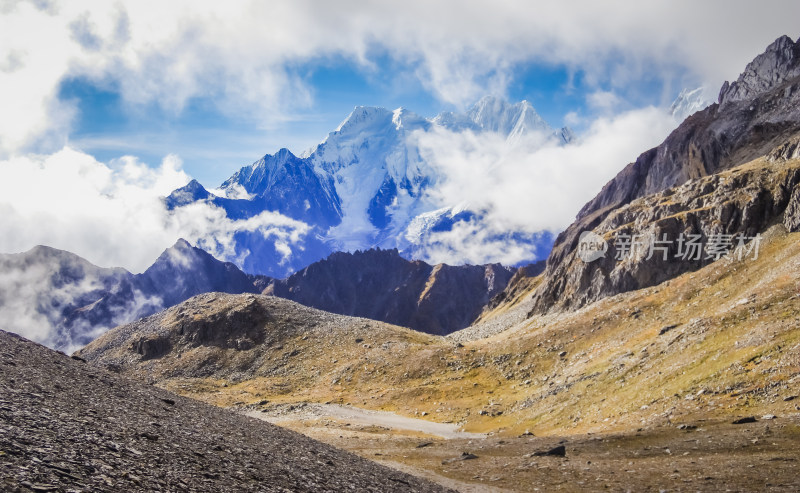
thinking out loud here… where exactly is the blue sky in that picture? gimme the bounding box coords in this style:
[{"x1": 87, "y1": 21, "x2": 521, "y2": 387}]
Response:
[
  {"x1": 59, "y1": 52, "x2": 679, "y2": 186},
  {"x1": 59, "y1": 57, "x2": 592, "y2": 186}
]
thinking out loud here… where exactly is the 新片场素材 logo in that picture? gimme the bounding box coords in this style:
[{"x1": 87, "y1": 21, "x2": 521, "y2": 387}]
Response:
[{"x1": 577, "y1": 231, "x2": 608, "y2": 262}]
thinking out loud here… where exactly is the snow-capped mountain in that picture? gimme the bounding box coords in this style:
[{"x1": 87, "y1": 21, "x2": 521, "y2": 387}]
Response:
[
  {"x1": 167, "y1": 97, "x2": 571, "y2": 276},
  {"x1": 669, "y1": 87, "x2": 712, "y2": 121}
]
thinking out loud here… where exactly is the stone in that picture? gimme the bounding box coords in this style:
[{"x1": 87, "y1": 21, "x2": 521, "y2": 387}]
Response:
[
  {"x1": 532, "y1": 445, "x2": 566, "y2": 457},
  {"x1": 659, "y1": 325, "x2": 680, "y2": 336}
]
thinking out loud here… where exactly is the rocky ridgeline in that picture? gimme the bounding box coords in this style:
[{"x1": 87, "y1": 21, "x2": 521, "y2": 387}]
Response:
[
  {"x1": 532, "y1": 158, "x2": 800, "y2": 312},
  {"x1": 266, "y1": 248, "x2": 514, "y2": 335},
  {"x1": 529, "y1": 35, "x2": 800, "y2": 314},
  {"x1": 0, "y1": 329, "x2": 451, "y2": 492},
  {"x1": 75, "y1": 292, "x2": 439, "y2": 382}
]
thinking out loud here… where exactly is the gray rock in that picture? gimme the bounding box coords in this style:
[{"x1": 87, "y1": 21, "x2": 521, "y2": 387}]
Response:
[
  {"x1": 0, "y1": 329, "x2": 452, "y2": 492},
  {"x1": 719, "y1": 36, "x2": 800, "y2": 105},
  {"x1": 532, "y1": 445, "x2": 566, "y2": 457},
  {"x1": 784, "y1": 186, "x2": 800, "y2": 232}
]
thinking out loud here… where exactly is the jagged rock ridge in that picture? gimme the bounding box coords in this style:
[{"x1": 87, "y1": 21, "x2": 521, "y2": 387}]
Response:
[
  {"x1": 265, "y1": 248, "x2": 515, "y2": 335},
  {"x1": 530, "y1": 35, "x2": 800, "y2": 313}
]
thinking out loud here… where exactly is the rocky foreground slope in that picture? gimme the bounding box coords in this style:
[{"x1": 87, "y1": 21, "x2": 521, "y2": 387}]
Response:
[{"x1": 0, "y1": 329, "x2": 451, "y2": 492}]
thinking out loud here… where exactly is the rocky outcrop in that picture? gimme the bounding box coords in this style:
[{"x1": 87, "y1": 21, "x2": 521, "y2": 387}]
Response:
[
  {"x1": 718, "y1": 35, "x2": 800, "y2": 105},
  {"x1": 0, "y1": 330, "x2": 449, "y2": 492},
  {"x1": 530, "y1": 36, "x2": 800, "y2": 314},
  {"x1": 265, "y1": 248, "x2": 514, "y2": 335},
  {"x1": 575, "y1": 36, "x2": 800, "y2": 227},
  {"x1": 532, "y1": 159, "x2": 800, "y2": 313},
  {"x1": 482, "y1": 261, "x2": 546, "y2": 312},
  {"x1": 785, "y1": 185, "x2": 800, "y2": 232}
]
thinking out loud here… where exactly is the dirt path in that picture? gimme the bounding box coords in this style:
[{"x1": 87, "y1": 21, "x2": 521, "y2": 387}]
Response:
[{"x1": 247, "y1": 403, "x2": 485, "y2": 439}]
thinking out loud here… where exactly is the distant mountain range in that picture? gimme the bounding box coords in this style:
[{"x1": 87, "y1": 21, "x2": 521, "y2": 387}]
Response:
[
  {"x1": 0, "y1": 240, "x2": 519, "y2": 351},
  {"x1": 0, "y1": 90, "x2": 715, "y2": 351},
  {"x1": 265, "y1": 248, "x2": 515, "y2": 335},
  {"x1": 167, "y1": 96, "x2": 570, "y2": 277},
  {"x1": 0, "y1": 240, "x2": 259, "y2": 352}
]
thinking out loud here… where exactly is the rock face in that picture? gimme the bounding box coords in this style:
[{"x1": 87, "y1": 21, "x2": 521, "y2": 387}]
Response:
[
  {"x1": 785, "y1": 185, "x2": 800, "y2": 232},
  {"x1": 0, "y1": 330, "x2": 449, "y2": 492},
  {"x1": 265, "y1": 248, "x2": 515, "y2": 335},
  {"x1": 532, "y1": 159, "x2": 800, "y2": 312},
  {"x1": 718, "y1": 35, "x2": 800, "y2": 105},
  {"x1": 576, "y1": 36, "x2": 800, "y2": 225},
  {"x1": 531, "y1": 36, "x2": 800, "y2": 313}
]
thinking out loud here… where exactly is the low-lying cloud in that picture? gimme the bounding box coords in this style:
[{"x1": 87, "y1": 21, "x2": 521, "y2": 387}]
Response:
[
  {"x1": 0, "y1": 147, "x2": 311, "y2": 272},
  {"x1": 408, "y1": 106, "x2": 680, "y2": 264}
]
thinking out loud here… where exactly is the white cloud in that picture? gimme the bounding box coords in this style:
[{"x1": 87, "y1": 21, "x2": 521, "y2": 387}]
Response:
[
  {"x1": 411, "y1": 219, "x2": 547, "y2": 266},
  {"x1": 0, "y1": 147, "x2": 311, "y2": 272},
  {"x1": 2, "y1": 0, "x2": 799, "y2": 157},
  {"x1": 414, "y1": 106, "x2": 678, "y2": 238},
  {"x1": 587, "y1": 90, "x2": 623, "y2": 114}
]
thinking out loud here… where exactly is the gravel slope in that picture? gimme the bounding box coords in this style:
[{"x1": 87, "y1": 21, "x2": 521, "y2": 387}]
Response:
[{"x1": 0, "y1": 330, "x2": 453, "y2": 492}]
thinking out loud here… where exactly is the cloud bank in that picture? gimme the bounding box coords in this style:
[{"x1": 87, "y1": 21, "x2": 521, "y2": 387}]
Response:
[
  {"x1": 0, "y1": 148, "x2": 310, "y2": 272},
  {"x1": 1, "y1": 0, "x2": 798, "y2": 156},
  {"x1": 405, "y1": 106, "x2": 679, "y2": 265}
]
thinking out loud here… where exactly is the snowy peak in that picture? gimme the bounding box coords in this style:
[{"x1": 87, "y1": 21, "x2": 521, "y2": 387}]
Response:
[
  {"x1": 670, "y1": 87, "x2": 712, "y2": 121},
  {"x1": 334, "y1": 106, "x2": 394, "y2": 135},
  {"x1": 468, "y1": 96, "x2": 551, "y2": 136},
  {"x1": 220, "y1": 148, "x2": 301, "y2": 197},
  {"x1": 719, "y1": 35, "x2": 800, "y2": 105},
  {"x1": 166, "y1": 96, "x2": 566, "y2": 276},
  {"x1": 432, "y1": 96, "x2": 565, "y2": 142},
  {"x1": 165, "y1": 179, "x2": 211, "y2": 208},
  {"x1": 392, "y1": 107, "x2": 428, "y2": 130}
]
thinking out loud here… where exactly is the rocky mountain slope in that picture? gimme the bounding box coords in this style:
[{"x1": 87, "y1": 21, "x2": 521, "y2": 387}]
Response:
[
  {"x1": 76, "y1": 292, "x2": 446, "y2": 383},
  {"x1": 166, "y1": 97, "x2": 569, "y2": 276},
  {"x1": 0, "y1": 239, "x2": 259, "y2": 352},
  {"x1": 265, "y1": 248, "x2": 515, "y2": 335},
  {"x1": 527, "y1": 35, "x2": 800, "y2": 314},
  {"x1": 0, "y1": 329, "x2": 449, "y2": 492}
]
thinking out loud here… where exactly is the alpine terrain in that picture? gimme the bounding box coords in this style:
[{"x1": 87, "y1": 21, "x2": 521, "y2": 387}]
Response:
[{"x1": 75, "y1": 35, "x2": 800, "y2": 491}]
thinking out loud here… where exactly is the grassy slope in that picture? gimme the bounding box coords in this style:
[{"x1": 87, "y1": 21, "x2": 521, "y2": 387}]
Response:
[{"x1": 160, "y1": 224, "x2": 800, "y2": 438}]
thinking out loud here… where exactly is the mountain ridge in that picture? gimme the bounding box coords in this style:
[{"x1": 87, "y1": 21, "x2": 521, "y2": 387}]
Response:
[
  {"x1": 265, "y1": 248, "x2": 515, "y2": 335},
  {"x1": 167, "y1": 96, "x2": 573, "y2": 276},
  {"x1": 517, "y1": 34, "x2": 800, "y2": 314}
]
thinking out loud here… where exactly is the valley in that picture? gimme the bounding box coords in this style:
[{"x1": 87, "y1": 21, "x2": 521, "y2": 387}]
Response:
[
  {"x1": 4, "y1": 25, "x2": 800, "y2": 493},
  {"x1": 77, "y1": 214, "x2": 800, "y2": 490}
]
